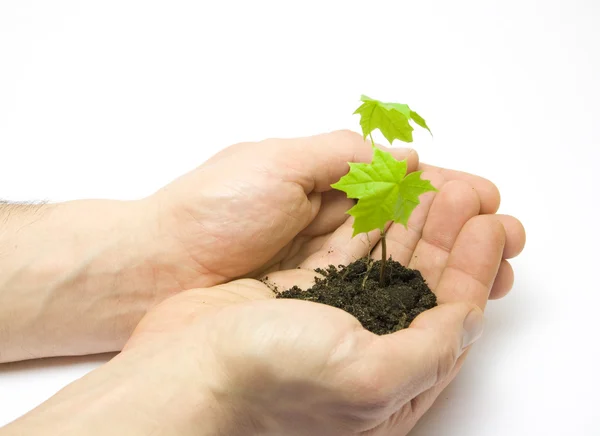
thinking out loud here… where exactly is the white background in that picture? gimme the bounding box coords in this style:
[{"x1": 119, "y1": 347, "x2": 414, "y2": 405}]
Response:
[{"x1": 1, "y1": 0, "x2": 599, "y2": 434}]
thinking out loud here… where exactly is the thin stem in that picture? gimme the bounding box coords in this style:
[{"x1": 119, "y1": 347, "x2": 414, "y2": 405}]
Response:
[
  {"x1": 369, "y1": 134, "x2": 386, "y2": 285},
  {"x1": 362, "y1": 257, "x2": 373, "y2": 289},
  {"x1": 369, "y1": 132, "x2": 375, "y2": 147},
  {"x1": 379, "y1": 229, "x2": 387, "y2": 286}
]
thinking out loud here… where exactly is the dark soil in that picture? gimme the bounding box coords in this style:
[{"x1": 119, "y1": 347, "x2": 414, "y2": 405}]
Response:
[{"x1": 274, "y1": 257, "x2": 436, "y2": 335}]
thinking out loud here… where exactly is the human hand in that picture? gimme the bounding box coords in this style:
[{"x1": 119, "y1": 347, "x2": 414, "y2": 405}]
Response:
[
  {"x1": 143, "y1": 130, "x2": 520, "y2": 302},
  {"x1": 0, "y1": 301, "x2": 485, "y2": 436},
  {"x1": 116, "y1": 161, "x2": 526, "y2": 435}
]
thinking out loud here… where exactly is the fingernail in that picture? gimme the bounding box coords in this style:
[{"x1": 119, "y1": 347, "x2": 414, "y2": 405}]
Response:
[{"x1": 462, "y1": 309, "x2": 484, "y2": 349}]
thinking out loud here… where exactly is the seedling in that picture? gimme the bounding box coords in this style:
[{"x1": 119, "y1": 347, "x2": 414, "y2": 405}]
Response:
[{"x1": 331, "y1": 95, "x2": 437, "y2": 286}]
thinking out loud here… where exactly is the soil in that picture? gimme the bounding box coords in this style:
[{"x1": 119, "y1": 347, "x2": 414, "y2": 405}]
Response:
[{"x1": 274, "y1": 257, "x2": 437, "y2": 335}]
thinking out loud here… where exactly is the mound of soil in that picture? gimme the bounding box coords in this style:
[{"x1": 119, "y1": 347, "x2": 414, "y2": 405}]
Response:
[{"x1": 275, "y1": 257, "x2": 436, "y2": 335}]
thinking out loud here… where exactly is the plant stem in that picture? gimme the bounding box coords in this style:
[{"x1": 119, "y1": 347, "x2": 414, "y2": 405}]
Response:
[
  {"x1": 362, "y1": 257, "x2": 373, "y2": 289},
  {"x1": 368, "y1": 133, "x2": 385, "y2": 285},
  {"x1": 379, "y1": 229, "x2": 387, "y2": 286}
]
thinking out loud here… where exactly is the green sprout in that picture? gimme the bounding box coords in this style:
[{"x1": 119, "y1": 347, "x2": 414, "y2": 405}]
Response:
[{"x1": 332, "y1": 95, "x2": 437, "y2": 286}]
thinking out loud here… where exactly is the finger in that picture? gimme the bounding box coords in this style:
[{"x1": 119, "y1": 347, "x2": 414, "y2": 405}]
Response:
[
  {"x1": 434, "y1": 215, "x2": 506, "y2": 309},
  {"x1": 266, "y1": 130, "x2": 419, "y2": 193},
  {"x1": 407, "y1": 180, "x2": 481, "y2": 289},
  {"x1": 419, "y1": 163, "x2": 501, "y2": 214},
  {"x1": 259, "y1": 190, "x2": 353, "y2": 271},
  {"x1": 299, "y1": 216, "x2": 384, "y2": 270},
  {"x1": 370, "y1": 171, "x2": 446, "y2": 265},
  {"x1": 363, "y1": 303, "x2": 484, "y2": 407},
  {"x1": 489, "y1": 260, "x2": 514, "y2": 300},
  {"x1": 275, "y1": 234, "x2": 328, "y2": 271},
  {"x1": 494, "y1": 215, "x2": 526, "y2": 259},
  {"x1": 205, "y1": 131, "x2": 419, "y2": 194},
  {"x1": 299, "y1": 190, "x2": 355, "y2": 237}
]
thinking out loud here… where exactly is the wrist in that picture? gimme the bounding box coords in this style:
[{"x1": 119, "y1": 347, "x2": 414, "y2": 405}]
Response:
[
  {"x1": 138, "y1": 192, "x2": 229, "y2": 290},
  {"x1": 0, "y1": 199, "x2": 160, "y2": 361}
]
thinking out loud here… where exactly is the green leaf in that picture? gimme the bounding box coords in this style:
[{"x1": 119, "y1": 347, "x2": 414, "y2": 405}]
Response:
[
  {"x1": 331, "y1": 147, "x2": 437, "y2": 236},
  {"x1": 410, "y1": 110, "x2": 432, "y2": 135},
  {"x1": 353, "y1": 95, "x2": 432, "y2": 145}
]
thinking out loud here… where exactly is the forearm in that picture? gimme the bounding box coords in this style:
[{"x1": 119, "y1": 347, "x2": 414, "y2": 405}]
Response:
[
  {"x1": 0, "y1": 200, "x2": 158, "y2": 362},
  {"x1": 0, "y1": 349, "x2": 229, "y2": 436}
]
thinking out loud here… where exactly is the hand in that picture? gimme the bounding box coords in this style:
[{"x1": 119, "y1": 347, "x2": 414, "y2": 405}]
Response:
[
  {"x1": 144, "y1": 130, "x2": 416, "y2": 291},
  {"x1": 120, "y1": 297, "x2": 481, "y2": 436},
  {"x1": 116, "y1": 156, "x2": 526, "y2": 434},
  {"x1": 144, "y1": 130, "x2": 521, "y2": 302},
  {"x1": 0, "y1": 301, "x2": 486, "y2": 436}
]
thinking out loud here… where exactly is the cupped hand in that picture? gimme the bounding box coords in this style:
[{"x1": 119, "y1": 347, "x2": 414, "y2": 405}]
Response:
[
  {"x1": 0, "y1": 130, "x2": 525, "y2": 365},
  {"x1": 122, "y1": 160, "x2": 526, "y2": 434},
  {"x1": 124, "y1": 295, "x2": 482, "y2": 436},
  {"x1": 143, "y1": 130, "x2": 523, "y2": 301}
]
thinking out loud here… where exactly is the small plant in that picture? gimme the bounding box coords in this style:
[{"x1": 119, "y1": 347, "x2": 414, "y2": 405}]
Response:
[
  {"x1": 331, "y1": 95, "x2": 437, "y2": 286},
  {"x1": 276, "y1": 95, "x2": 439, "y2": 334}
]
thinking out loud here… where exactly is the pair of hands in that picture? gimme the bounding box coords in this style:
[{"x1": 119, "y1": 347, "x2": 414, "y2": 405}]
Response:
[
  {"x1": 3, "y1": 131, "x2": 525, "y2": 435},
  {"x1": 114, "y1": 131, "x2": 524, "y2": 435}
]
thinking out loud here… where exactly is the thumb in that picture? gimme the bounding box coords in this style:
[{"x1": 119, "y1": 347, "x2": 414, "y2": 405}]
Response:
[
  {"x1": 370, "y1": 302, "x2": 484, "y2": 402},
  {"x1": 264, "y1": 130, "x2": 418, "y2": 193}
]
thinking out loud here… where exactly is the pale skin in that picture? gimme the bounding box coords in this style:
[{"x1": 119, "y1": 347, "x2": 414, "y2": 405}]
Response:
[{"x1": 0, "y1": 131, "x2": 526, "y2": 435}]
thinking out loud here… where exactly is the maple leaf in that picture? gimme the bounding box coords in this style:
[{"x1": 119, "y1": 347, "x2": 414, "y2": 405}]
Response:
[
  {"x1": 354, "y1": 95, "x2": 432, "y2": 144},
  {"x1": 331, "y1": 148, "x2": 437, "y2": 236}
]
